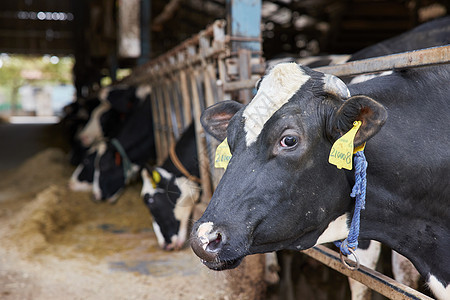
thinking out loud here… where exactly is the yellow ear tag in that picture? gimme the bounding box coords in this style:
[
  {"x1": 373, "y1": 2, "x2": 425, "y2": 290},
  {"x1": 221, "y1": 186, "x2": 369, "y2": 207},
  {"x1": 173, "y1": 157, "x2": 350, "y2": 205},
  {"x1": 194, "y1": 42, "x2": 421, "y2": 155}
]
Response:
[
  {"x1": 151, "y1": 170, "x2": 161, "y2": 188},
  {"x1": 328, "y1": 121, "x2": 364, "y2": 170},
  {"x1": 215, "y1": 138, "x2": 232, "y2": 170}
]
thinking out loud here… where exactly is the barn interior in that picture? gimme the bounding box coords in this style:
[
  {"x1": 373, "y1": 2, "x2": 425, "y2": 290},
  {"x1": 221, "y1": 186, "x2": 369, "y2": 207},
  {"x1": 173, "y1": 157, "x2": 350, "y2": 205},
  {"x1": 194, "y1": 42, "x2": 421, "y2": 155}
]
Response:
[{"x1": 0, "y1": 0, "x2": 448, "y2": 299}]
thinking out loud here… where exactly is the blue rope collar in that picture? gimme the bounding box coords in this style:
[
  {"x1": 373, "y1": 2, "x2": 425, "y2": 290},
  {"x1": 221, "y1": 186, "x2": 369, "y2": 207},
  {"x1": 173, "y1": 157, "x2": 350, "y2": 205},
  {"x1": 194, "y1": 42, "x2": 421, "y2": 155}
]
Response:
[
  {"x1": 111, "y1": 138, "x2": 133, "y2": 182},
  {"x1": 334, "y1": 150, "x2": 368, "y2": 256}
]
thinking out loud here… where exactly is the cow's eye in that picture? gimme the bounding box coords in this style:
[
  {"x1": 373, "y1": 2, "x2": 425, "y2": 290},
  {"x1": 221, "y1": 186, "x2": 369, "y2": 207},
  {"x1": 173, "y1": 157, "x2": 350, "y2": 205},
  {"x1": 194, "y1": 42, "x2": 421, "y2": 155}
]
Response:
[{"x1": 280, "y1": 136, "x2": 298, "y2": 148}]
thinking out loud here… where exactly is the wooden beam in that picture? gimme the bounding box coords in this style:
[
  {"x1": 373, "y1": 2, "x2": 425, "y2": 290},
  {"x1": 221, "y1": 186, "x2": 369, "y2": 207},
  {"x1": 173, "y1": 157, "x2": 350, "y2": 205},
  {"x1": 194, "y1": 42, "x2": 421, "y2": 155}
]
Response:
[{"x1": 152, "y1": 0, "x2": 182, "y2": 31}]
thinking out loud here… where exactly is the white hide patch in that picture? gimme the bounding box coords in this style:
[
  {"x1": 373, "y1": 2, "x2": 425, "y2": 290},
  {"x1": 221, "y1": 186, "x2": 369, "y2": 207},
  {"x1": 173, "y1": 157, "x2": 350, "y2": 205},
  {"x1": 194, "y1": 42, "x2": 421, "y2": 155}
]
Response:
[
  {"x1": 173, "y1": 177, "x2": 200, "y2": 247},
  {"x1": 428, "y1": 275, "x2": 450, "y2": 300},
  {"x1": 348, "y1": 240, "x2": 382, "y2": 300},
  {"x1": 78, "y1": 101, "x2": 111, "y2": 147},
  {"x1": 140, "y1": 169, "x2": 156, "y2": 197},
  {"x1": 99, "y1": 87, "x2": 111, "y2": 101},
  {"x1": 152, "y1": 221, "x2": 166, "y2": 248},
  {"x1": 315, "y1": 214, "x2": 349, "y2": 245},
  {"x1": 92, "y1": 142, "x2": 107, "y2": 201},
  {"x1": 174, "y1": 177, "x2": 200, "y2": 220},
  {"x1": 69, "y1": 165, "x2": 93, "y2": 191},
  {"x1": 349, "y1": 71, "x2": 393, "y2": 84},
  {"x1": 392, "y1": 251, "x2": 420, "y2": 289},
  {"x1": 136, "y1": 84, "x2": 151, "y2": 100},
  {"x1": 352, "y1": 240, "x2": 382, "y2": 268},
  {"x1": 92, "y1": 168, "x2": 101, "y2": 201},
  {"x1": 243, "y1": 62, "x2": 311, "y2": 146},
  {"x1": 155, "y1": 167, "x2": 172, "y2": 181}
]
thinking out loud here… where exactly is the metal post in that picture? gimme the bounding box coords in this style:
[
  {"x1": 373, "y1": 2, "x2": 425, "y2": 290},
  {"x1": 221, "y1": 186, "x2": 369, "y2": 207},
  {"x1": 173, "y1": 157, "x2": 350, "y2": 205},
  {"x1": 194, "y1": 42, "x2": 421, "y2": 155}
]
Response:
[
  {"x1": 226, "y1": 0, "x2": 262, "y2": 53},
  {"x1": 139, "y1": 0, "x2": 151, "y2": 65}
]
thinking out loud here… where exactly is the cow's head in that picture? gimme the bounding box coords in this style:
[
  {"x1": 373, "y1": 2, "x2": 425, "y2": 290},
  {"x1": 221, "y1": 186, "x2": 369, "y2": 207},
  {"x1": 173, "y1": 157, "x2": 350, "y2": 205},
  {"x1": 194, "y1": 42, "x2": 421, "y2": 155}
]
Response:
[
  {"x1": 78, "y1": 101, "x2": 111, "y2": 147},
  {"x1": 191, "y1": 63, "x2": 387, "y2": 270},
  {"x1": 141, "y1": 166, "x2": 200, "y2": 250},
  {"x1": 69, "y1": 148, "x2": 97, "y2": 191},
  {"x1": 92, "y1": 142, "x2": 139, "y2": 203}
]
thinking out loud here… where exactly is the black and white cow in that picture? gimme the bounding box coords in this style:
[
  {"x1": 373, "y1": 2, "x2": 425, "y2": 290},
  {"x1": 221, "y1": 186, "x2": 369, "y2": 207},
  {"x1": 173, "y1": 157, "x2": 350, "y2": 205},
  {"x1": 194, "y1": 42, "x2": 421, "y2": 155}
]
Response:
[
  {"x1": 337, "y1": 16, "x2": 450, "y2": 298},
  {"x1": 348, "y1": 16, "x2": 450, "y2": 62},
  {"x1": 141, "y1": 122, "x2": 201, "y2": 250},
  {"x1": 68, "y1": 147, "x2": 97, "y2": 191},
  {"x1": 77, "y1": 85, "x2": 151, "y2": 147},
  {"x1": 60, "y1": 96, "x2": 101, "y2": 165},
  {"x1": 191, "y1": 62, "x2": 450, "y2": 299},
  {"x1": 69, "y1": 85, "x2": 151, "y2": 192},
  {"x1": 93, "y1": 94, "x2": 156, "y2": 203}
]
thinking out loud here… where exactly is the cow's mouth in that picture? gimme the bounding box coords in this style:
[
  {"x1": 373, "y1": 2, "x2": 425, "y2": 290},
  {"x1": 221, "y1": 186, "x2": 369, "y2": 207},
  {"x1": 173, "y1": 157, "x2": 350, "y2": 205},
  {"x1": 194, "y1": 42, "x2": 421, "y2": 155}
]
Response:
[{"x1": 200, "y1": 257, "x2": 243, "y2": 271}]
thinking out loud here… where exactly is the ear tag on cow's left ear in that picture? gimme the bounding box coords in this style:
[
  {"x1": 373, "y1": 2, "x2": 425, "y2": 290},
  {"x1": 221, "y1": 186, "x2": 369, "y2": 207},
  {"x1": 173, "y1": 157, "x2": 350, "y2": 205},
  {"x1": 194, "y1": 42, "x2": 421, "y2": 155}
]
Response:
[
  {"x1": 329, "y1": 121, "x2": 362, "y2": 170},
  {"x1": 151, "y1": 170, "x2": 161, "y2": 188},
  {"x1": 215, "y1": 138, "x2": 232, "y2": 170}
]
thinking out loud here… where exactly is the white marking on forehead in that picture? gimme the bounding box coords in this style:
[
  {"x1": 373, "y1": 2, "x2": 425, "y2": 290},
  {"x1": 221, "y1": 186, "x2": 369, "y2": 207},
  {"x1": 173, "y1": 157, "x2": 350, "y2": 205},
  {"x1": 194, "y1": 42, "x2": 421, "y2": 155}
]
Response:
[
  {"x1": 315, "y1": 214, "x2": 349, "y2": 245},
  {"x1": 428, "y1": 275, "x2": 450, "y2": 300},
  {"x1": 243, "y1": 62, "x2": 310, "y2": 146}
]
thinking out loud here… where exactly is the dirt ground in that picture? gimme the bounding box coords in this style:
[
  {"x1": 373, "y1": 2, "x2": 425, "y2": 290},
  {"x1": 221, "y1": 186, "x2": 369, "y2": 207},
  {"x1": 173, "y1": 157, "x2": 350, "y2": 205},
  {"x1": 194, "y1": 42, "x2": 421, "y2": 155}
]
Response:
[{"x1": 0, "y1": 124, "x2": 265, "y2": 300}]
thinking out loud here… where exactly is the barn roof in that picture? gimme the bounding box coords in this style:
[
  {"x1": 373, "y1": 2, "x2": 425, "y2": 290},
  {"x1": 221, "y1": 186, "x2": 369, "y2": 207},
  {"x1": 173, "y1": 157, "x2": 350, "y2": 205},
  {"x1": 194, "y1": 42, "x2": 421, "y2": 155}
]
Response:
[
  {"x1": 0, "y1": 0, "x2": 448, "y2": 97},
  {"x1": 1, "y1": 0, "x2": 448, "y2": 59}
]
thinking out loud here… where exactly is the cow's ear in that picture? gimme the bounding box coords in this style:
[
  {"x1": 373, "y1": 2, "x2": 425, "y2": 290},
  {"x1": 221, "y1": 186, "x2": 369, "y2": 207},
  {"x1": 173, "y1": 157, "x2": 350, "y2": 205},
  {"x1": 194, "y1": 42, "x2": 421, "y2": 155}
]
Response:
[
  {"x1": 331, "y1": 95, "x2": 388, "y2": 147},
  {"x1": 201, "y1": 100, "x2": 243, "y2": 141}
]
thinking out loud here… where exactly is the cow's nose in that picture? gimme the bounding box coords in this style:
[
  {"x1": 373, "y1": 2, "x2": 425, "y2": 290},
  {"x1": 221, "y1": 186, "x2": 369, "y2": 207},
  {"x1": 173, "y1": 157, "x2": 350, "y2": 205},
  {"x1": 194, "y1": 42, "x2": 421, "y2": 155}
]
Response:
[{"x1": 191, "y1": 222, "x2": 225, "y2": 262}]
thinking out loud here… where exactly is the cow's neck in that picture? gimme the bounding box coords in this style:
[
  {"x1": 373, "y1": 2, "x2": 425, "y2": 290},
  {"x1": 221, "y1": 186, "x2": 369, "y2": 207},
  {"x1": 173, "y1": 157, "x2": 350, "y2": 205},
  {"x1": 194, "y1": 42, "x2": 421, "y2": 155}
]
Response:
[
  {"x1": 115, "y1": 101, "x2": 152, "y2": 155},
  {"x1": 358, "y1": 190, "x2": 449, "y2": 285}
]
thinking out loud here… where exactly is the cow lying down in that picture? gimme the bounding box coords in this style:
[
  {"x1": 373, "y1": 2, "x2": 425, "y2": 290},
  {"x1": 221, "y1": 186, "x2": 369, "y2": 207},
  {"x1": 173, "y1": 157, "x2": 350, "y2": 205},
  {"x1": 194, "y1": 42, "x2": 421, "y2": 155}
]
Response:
[
  {"x1": 191, "y1": 63, "x2": 450, "y2": 299},
  {"x1": 141, "y1": 123, "x2": 201, "y2": 250}
]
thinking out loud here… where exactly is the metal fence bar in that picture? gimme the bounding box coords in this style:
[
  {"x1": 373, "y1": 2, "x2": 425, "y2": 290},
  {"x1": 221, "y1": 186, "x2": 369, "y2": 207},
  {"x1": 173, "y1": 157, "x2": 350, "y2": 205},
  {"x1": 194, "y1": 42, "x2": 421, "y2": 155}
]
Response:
[
  {"x1": 315, "y1": 45, "x2": 450, "y2": 77},
  {"x1": 224, "y1": 45, "x2": 450, "y2": 91},
  {"x1": 303, "y1": 246, "x2": 433, "y2": 300}
]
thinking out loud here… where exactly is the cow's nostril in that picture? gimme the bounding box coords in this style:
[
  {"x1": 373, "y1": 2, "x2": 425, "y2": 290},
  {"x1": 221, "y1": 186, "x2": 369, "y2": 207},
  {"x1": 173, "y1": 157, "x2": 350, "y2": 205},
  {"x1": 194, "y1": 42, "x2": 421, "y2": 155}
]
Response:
[
  {"x1": 206, "y1": 232, "x2": 222, "y2": 252},
  {"x1": 191, "y1": 224, "x2": 226, "y2": 262}
]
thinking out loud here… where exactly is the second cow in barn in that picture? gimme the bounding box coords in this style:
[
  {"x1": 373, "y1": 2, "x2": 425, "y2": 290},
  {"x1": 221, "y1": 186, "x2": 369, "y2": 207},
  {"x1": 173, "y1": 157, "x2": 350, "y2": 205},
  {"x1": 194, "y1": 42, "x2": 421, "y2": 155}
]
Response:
[
  {"x1": 191, "y1": 63, "x2": 450, "y2": 300},
  {"x1": 69, "y1": 84, "x2": 152, "y2": 193},
  {"x1": 92, "y1": 93, "x2": 156, "y2": 203},
  {"x1": 141, "y1": 123, "x2": 201, "y2": 250}
]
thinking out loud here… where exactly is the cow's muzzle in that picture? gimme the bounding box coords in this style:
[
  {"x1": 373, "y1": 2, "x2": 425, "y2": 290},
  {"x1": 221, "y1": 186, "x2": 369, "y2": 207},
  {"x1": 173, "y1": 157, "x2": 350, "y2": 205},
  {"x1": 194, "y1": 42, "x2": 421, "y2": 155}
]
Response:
[{"x1": 191, "y1": 222, "x2": 245, "y2": 270}]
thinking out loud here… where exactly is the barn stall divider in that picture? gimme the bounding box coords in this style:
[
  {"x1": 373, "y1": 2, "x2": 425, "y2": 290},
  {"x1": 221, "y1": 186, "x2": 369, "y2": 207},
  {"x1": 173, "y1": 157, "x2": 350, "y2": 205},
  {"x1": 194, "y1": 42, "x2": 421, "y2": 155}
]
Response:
[
  {"x1": 122, "y1": 19, "x2": 270, "y2": 298},
  {"x1": 121, "y1": 18, "x2": 450, "y2": 299}
]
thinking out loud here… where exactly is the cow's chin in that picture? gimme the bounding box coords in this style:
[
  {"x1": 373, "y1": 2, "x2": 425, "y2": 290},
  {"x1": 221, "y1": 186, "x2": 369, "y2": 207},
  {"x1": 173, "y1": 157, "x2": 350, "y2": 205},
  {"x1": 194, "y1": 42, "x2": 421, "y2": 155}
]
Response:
[{"x1": 201, "y1": 257, "x2": 243, "y2": 271}]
